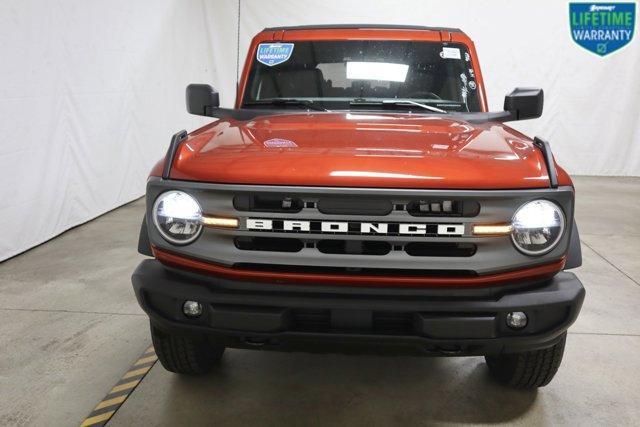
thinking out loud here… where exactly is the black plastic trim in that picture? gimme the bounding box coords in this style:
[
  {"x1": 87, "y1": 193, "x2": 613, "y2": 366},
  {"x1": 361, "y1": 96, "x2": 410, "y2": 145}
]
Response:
[
  {"x1": 235, "y1": 237, "x2": 304, "y2": 253},
  {"x1": 233, "y1": 194, "x2": 304, "y2": 213},
  {"x1": 178, "y1": 108, "x2": 539, "y2": 124},
  {"x1": 204, "y1": 107, "x2": 282, "y2": 121},
  {"x1": 137, "y1": 217, "x2": 153, "y2": 256},
  {"x1": 316, "y1": 240, "x2": 391, "y2": 256},
  {"x1": 404, "y1": 242, "x2": 476, "y2": 257},
  {"x1": 317, "y1": 197, "x2": 393, "y2": 216},
  {"x1": 533, "y1": 137, "x2": 558, "y2": 188},
  {"x1": 132, "y1": 260, "x2": 585, "y2": 356},
  {"x1": 565, "y1": 219, "x2": 582, "y2": 269},
  {"x1": 161, "y1": 130, "x2": 188, "y2": 179}
]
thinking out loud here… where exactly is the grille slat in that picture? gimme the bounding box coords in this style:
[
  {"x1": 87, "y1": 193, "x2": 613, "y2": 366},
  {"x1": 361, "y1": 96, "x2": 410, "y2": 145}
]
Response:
[
  {"x1": 234, "y1": 237, "x2": 303, "y2": 252},
  {"x1": 234, "y1": 194, "x2": 304, "y2": 213},
  {"x1": 233, "y1": 263, "x2": 477, "y2": 277},
  {"x1": 234, "y1": 238, "x2": 476, "y2": 258},
  {"x1": 317, "y1": 197, "x2": 393, "y2": 216},
  {"x1": 317, "y1": 240, "x2": 391, "y2": 256},
  {"x1": 405, "y1": 242, "x2": 476, "y2": 257},
  {"x1": 406, "y1": 199, "x2": 480, "y2": 217},
  {"x1": 233, "y1": 193, "x2": 478, "y2": 218}
]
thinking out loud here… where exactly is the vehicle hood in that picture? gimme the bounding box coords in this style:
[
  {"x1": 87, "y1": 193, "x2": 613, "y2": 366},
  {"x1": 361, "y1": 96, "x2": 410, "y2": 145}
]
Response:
[{"x1": 167, "y1": 112, "x2": 555, "y2": 189}]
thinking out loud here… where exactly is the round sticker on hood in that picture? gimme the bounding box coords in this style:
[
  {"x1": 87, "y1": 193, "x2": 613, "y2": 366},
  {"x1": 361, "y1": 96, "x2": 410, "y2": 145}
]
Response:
[{"x1": 264, "y1": 138, "x2": 298, "y2": 148}]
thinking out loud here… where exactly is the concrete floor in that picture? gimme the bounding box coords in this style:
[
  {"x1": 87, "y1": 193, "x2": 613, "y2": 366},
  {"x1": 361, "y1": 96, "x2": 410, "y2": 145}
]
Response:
[{"x1": 0, "y1": 176, "x2": 639, "y2": 426}]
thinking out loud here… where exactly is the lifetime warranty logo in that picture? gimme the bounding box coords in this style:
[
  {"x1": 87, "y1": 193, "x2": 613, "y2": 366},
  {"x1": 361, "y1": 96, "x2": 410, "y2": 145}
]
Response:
[{"x1": 570, "y1": 3, "x2": 636, "y2": 56}]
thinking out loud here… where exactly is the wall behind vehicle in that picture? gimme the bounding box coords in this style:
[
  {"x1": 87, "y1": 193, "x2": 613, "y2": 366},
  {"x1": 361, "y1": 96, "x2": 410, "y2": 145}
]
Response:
[
  {"x1": 208, "y1": 0, "x2": 640, "y2": 177},
  {"x1": 0, "y1": 0, "x2": 218, "y2": 261}
]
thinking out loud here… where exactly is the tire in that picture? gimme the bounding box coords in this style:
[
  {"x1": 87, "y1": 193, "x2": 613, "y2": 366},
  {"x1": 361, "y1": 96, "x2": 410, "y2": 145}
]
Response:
[
  {"x1": 150, "y1": 323, "x2": 225, "y2": 375},
  {"x1": 485, "y1": 334, "x2": 566, "y2": 389}
]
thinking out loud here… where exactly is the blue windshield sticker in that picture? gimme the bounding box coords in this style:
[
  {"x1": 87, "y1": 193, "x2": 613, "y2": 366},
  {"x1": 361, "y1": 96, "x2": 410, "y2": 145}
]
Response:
[{"x1": 257, "y1": 43, "x2": 294, "y2": 66}]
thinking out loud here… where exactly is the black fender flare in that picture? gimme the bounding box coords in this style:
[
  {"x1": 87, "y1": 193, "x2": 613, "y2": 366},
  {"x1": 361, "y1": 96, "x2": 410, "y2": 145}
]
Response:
[
  {"x1": 138, "y1": 216, "x2": 153, "y2": 256},
  {"x1": 565, "y1": 219, "x2": 582, "y2": 269}
]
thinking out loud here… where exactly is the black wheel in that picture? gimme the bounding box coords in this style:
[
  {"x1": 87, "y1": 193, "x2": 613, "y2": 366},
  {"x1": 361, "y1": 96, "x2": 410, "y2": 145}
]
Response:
[
  {"x1": 485, "y1": 334, "x2": 567, "y2": 389},
  {"x1": 150, "y1": 323, "x2": 225, "y2": 375}
]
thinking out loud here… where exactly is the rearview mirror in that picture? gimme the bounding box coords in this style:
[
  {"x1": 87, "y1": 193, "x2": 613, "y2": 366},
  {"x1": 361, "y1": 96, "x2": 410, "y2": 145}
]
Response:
[
  {"x1": 504, "y1": 88, "x2": 543, "y2": 121},
  {"x1": 186, "y1": 84, "x2": 220, "y2": 116}
]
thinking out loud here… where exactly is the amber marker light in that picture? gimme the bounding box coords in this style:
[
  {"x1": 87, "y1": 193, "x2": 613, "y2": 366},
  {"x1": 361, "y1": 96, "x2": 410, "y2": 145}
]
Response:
[
  {"x1": 472, "y1": 223, "x2": 513, "y2": 236},
  {"x1": 202, "y1": 216, "x2": 239, "y2": 228}
]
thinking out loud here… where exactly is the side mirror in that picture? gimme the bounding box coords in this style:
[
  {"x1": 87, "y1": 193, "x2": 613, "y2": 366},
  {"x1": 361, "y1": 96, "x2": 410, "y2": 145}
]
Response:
[
  {"x1": 504, "y1": 88, "x2": 543, "y2": 120},
  {"x1": 186, "y1": 84, "x2": 220, "y2": 116}
]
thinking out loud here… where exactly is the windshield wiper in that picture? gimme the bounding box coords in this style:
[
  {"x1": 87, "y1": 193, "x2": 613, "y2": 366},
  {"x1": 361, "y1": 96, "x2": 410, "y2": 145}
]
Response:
[
  {"x1": 244, "y1": 98, "x2": 328, "y2": 112},
  {"x1": 350, "y1": 98, "x2": 447, "y2": 114}
]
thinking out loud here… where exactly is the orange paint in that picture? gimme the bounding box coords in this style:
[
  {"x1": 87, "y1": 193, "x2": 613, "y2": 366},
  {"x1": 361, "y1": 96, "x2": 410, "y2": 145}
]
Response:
[{"x1": 162, "y1": 112, "x2": 570, "y2": 189}]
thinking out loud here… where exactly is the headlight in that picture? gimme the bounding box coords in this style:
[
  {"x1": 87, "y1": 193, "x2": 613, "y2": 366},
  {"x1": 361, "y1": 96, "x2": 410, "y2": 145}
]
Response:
[
  {"x1": 511, "y1": 199, "x2": 565, "y2": 255},
  {"x1": 152, "y1": 191, "x2": 203, "y2": 245}
]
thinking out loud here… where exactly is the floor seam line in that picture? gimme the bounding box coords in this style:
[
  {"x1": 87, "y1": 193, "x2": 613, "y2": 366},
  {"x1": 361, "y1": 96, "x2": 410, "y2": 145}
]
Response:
[
  {"x1": 569, "y1": 331, "x2": 640, "y2": 337},
  {"x1": 0, "y1": 307, "x2": 145, "y2": 316},
  {"x1": 580, "y1": 236, "x2": 640, "y2": 241},
  {"x1": 580, "y1": 240, "x2": 640, "y2": 287}
]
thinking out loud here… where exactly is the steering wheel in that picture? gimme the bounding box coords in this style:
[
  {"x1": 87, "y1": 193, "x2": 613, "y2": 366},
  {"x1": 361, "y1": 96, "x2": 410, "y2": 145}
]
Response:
[{"x1": 404, "y1": 91, "x2": 441, "y2": 100}]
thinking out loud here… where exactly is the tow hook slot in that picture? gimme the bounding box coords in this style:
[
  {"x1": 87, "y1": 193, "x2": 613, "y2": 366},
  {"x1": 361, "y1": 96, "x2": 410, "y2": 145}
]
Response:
[
  {"x1": 438, "y1": 346, "x2": 464, "y2": 355},
  {"x1": 425, "y1": 345, "x2": 464, "y2": 356},
  {"x1": 243, "y1": 337, "x2": 268, "y2": 347}
]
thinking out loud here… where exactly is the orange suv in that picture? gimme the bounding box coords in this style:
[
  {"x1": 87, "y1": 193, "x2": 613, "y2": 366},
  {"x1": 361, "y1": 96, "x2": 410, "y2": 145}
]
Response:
[{"x1": 132, "y1": 25, "x2": 584, "y2": 388}]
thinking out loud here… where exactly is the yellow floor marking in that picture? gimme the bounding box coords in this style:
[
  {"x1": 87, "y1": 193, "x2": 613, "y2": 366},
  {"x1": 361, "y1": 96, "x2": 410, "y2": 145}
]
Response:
[
  {"x1": 121, "y1": 366, "x2": 151, "y2": 379},
  {"x1": 94, "y1": 394, "x2": 127, "y2": 411},
  {"x1": 109, "y1": 379, "x2": 140, "y2": 394},
  {"x1": 134, "y1": 354, "x2": 158, "y2": 366},
  {"x1": 80, "y1": 410, "x2": 115, "y2": 426},
  {"x1": 81, "y1": 345, "x2": 156, "y2": 426}
]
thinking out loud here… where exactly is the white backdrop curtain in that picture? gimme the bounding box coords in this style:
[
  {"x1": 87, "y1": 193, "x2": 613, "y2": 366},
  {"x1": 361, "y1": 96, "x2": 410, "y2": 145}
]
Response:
[
  {"x1": 0, "y1": 0, "x2": 218, "y2": 261},
  {"x1": 1, "y1": 0, "x2": 638, "y2": 261}
]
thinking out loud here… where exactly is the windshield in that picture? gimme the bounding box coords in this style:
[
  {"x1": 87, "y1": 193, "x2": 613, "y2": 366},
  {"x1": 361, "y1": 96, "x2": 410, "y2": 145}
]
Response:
[{"x1": 242, "y1": 40, "x2": 482, "y2": 113}]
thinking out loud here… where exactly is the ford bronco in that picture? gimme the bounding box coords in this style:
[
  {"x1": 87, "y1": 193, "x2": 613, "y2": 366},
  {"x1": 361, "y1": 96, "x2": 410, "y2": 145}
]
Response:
[{"x1": 132, "y1": 25, "x2": 585, "y2": 388}]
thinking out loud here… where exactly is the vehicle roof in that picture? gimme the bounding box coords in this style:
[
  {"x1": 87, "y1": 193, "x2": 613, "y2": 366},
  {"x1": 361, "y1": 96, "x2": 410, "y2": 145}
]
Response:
[{"x1": 262, "y1": 24, "x2": 464, "y2": 33}]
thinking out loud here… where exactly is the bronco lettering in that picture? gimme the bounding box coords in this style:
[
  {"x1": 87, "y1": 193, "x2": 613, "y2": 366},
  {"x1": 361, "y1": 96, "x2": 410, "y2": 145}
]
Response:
[{"x1": 246, "y1": 219, "x2": 465, "y2": 236}]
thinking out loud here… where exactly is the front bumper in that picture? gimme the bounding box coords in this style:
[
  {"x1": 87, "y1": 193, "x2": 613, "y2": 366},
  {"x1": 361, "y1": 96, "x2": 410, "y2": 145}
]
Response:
[{"x1": 132, "y1": 260, "x2": 585, "y2": 356}]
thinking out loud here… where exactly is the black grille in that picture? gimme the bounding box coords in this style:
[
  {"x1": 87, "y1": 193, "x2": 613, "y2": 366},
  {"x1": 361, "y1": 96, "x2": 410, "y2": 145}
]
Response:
[
  {"x1": 405, "y1": 242, "x2": 476, "y2": 257},
  {"x1": 406, "y1": 199, "x2": 480, "y2": 217},
  {"x1": 290, "y1": 309, "x2": 415, "y2": 335},
  {"x1": 372, "y1": 312, "x2": 415, "y2": 335},
  {"x1": 317, "y1": 197, "x2": 392, "y2": 216},
  {"x1": 234, "y1": 194, "x2": 304, "y2": 213},
  {"x1": 233, "y1": 193, "x2": 480, "y2": 217},
  {"x1": 317, "y1": 240, "x2": 391, "y2": 256},
  {"x1": 290, "y1": 309, "x2": 331, "y2": 332},
  {"x1": 234, "y1": 238, "x2": 475, "y2": 257},
  {"x1": 235, "y1": 237, "x2": 303, "y2": 252}
]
